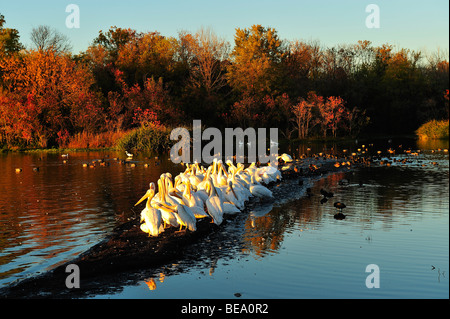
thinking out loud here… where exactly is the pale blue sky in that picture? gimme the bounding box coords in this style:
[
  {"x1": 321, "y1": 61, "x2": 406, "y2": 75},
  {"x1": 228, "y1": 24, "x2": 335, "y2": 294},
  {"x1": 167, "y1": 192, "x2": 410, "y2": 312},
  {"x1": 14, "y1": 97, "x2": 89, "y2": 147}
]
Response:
[{"x1": 1, "y1": 0, "x2": 448, "y2": 55}]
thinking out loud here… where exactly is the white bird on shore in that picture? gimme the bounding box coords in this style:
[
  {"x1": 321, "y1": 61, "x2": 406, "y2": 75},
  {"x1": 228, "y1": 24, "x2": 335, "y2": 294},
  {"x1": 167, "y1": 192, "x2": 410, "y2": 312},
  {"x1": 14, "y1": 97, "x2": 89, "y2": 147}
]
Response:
[
  {"x1": 169, "y1": 188, "x2": 207, "y2": 219},
  {"x1": 152, "y1": 178, "x2": 197, "y2": 232},
  {"x1": 135, "y1": 183, "x2": 164, "y2": 237},
  {"x1": 249, "y1": 175, "x2": 273, "y2": 199},
  {"x1": 181, "y1": 180, "x2": 209, "y2": 218},
  {"x1": 175, "y1": 204, "x2": 197, "y2": 231},
  {"x1": 228, "y1": 169, "x2": 251, "y2": 202},
  {"x1": 151, "y1": 179, "x2": 179, "y2": 228},
  {"x1": 205, "y1": 179, "x2": 224, "y2": 225},
  {"x1": 216, "y1": 162, "x2": 229, "y2": 187},
  {"x1": 223, "y1": 181, "x2": 245, "y2": 210},
  {"x1": 277, "y1": 153, "x2": 293, "y2": 163},
  {"x1": 154, "y1": 201, "x2": 197, "y2": 232},
  {"x1": 126, "y1": 151, "x2": 133, "y2": 158}
]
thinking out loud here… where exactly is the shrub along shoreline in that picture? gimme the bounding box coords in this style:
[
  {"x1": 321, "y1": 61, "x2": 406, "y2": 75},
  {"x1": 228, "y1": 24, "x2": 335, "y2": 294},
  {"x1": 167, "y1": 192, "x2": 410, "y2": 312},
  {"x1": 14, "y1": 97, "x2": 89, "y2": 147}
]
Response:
[{"x1": 415, "y1": 120, "x2": 449, "y2": 140}]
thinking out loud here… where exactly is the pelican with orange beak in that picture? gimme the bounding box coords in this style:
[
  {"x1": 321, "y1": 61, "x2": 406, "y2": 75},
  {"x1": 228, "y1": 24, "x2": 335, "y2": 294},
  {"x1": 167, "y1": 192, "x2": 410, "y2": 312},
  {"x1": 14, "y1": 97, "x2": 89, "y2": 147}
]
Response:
[{"x1": 135, "y1": 182, "x2": 164, "y2": 237}]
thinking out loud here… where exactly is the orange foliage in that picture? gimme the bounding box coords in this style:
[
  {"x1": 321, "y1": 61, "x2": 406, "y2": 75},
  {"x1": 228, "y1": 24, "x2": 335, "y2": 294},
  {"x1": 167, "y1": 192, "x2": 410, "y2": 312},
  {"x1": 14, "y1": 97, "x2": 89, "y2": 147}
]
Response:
[{"x1": 0, "y1": 49, "x2": 103, "y2": 147}]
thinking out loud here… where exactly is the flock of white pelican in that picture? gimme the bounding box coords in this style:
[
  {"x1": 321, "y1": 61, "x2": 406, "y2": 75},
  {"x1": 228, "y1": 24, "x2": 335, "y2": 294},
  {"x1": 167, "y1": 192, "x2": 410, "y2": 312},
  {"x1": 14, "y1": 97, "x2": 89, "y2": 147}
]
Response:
[{"x1": 134, "y1": 157, "x2": 287, "y2": 237}]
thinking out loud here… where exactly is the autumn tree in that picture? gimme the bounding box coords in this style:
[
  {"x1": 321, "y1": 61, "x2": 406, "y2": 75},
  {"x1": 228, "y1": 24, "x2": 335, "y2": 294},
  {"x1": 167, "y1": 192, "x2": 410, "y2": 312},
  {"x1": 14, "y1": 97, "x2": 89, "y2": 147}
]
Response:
[
  {"x1": 0, "y1": 49, "x2": 102, "y2": 147},
  {"x1": 319, "y1": 96, "x2": 348, "y2": 137},
  {"x1": 185, "y1": 27, "x2": 230, "y2": 96},
  {"x1": 347, "y1": 106, "x2": 370, "y2": 137},
  {"x1": 229, "y1": 94, "x2": 262, "y2": 128},
  {"x1": 107, "y1": 70, "x2": 181, "y2": 131},
  {"x1": 263, "y1": 93, "x2": 294, "y2": 138},
  {"x1": 227, "y1": 25, "x2": 285, "y2": 96},
  {"x1": 173, "y1": 29, "x2": 231, "y2": 126},
  {"x1": 282, "y1": 40, "x2": 322, "y2": 97},
  {"x1": 116, "y1": 31, "x2": 178, "y2": 86},
  {"x1": 93, "y1": 26, "x2": 139, "y2": 61},
  {"x1": 291, "y1": 92, "x2": 322, "y2": 139}
]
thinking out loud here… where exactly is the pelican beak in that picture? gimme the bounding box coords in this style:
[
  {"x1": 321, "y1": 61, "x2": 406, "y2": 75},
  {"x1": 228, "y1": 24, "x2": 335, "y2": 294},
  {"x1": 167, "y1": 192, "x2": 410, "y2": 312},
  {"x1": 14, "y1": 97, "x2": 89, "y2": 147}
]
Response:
[
  {"x1": 205, "y1": 181, "x2": 211, "y2": 195},
  {"x1": 186, "y1": 180, "x2": 192, "y2": 199},
  {"x1": 135, "y1": 189, "x2": 153, "y2": 206},
  {"x1": 170, "y1": 190, "x2": 182, "y2": 199},
  {"x1": 220, "y1": 163, "x2": 229, "y2": 178}
]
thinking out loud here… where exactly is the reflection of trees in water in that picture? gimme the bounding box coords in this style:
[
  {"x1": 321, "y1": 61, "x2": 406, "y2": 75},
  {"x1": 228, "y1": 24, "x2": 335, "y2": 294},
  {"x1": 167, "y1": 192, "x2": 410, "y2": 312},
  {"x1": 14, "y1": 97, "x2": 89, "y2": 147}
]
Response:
[
  {"x1": 243, "y1": 209, "x2": 289, "y2": 257},
  {"x1": 240, "y1": 160, "x2": 449, "y2": 256},
  {"x1": 348, "y1": 165, "x2": 448, "y2": 229}
]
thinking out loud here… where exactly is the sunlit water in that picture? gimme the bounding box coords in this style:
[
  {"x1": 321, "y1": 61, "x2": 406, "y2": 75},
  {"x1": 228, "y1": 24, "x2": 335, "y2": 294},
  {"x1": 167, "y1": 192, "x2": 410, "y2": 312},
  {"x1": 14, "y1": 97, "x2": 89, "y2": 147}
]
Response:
[{"x1": 0, "y1": 138, "x2": 448, "y2": 298}]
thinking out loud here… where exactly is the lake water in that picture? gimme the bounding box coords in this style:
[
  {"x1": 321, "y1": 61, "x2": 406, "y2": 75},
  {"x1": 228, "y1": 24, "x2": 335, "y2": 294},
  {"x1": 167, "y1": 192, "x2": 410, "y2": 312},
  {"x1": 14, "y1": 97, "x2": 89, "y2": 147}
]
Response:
[{"x1": 0, "y1": 138, "x2": 448, "y2": 299}]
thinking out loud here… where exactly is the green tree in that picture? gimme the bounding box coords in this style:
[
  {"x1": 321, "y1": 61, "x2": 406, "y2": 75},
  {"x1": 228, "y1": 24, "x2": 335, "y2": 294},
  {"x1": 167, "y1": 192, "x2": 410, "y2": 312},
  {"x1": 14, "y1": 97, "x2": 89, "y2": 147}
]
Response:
[{"x1": 0, "y1": 13, "x2": 22, "y2": 54}]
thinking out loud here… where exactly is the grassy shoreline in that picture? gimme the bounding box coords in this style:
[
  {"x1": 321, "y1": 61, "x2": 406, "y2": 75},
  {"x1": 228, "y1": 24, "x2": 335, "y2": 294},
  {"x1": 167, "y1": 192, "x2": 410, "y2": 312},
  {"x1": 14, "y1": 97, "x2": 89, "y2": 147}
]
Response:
[{"x1": 2, "y1": 132, "x2": 432, "y2": 154}]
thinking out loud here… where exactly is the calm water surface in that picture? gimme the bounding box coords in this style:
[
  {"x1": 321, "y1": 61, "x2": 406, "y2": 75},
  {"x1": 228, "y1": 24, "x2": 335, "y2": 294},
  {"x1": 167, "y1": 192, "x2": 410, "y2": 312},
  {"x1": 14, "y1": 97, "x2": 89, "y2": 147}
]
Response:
[{"x1": 0, "y1": 139, "x2": 448, "y2": 298}]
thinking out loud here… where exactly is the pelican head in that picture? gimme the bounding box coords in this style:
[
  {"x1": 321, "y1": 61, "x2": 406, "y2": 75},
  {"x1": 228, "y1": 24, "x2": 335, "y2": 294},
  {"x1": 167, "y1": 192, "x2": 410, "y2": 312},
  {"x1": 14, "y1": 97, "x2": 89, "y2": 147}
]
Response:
[{"x1": 135, "y1": 182, "x2": 156, "y2": 206}]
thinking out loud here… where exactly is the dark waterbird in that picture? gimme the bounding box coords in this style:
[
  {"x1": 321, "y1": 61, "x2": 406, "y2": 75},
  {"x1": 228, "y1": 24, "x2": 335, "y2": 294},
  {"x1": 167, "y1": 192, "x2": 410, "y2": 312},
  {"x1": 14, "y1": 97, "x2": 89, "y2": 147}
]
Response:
[
  {"x1": 334, "y1": 201, "x2": 346, "y2": 211},
  {"x1": 320, "y1": 188, "x2": 334, "y2": 198},
  {"x1": 333, "y1": 201, "x2": 346, "y2": 219}
]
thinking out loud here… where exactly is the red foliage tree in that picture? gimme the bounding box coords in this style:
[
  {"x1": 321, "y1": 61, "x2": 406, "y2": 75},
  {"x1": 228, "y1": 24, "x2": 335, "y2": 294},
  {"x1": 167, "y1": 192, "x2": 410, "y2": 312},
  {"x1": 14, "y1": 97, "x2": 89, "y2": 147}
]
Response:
[
  {"x1": 107, "y1": 69, "x2": 181, "y2": 130},
  {"x1": 0, "y1": 49, "x2": 103, "y2": 147}
]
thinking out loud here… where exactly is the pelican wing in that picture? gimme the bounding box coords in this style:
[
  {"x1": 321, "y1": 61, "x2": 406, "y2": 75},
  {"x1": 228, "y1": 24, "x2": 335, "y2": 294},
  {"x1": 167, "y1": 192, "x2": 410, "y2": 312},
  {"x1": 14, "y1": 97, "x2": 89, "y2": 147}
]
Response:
[{"x1": 206, "y1": 196, "x2": 223, "y2": 225}]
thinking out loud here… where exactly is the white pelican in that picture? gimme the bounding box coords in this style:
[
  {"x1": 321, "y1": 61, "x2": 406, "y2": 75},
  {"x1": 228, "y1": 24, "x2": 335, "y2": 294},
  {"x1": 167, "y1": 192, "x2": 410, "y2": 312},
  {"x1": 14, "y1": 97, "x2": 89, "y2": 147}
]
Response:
[
  {"x1": 223, "y1": 181, "x2": 245, "y2": 210},
  {"x1": 216, "y1": 162, "x2": 228, "y2": 187},
  {"x1": 229, "y1": 170, "x2": 251, "y2": 202},
  {"x1": 223, "y1": 202, "x2": 240, "y2": 215},
  {"x1": 161, "y1": 174, "x2": 181, "y2": 207},
  {"x1": 196, "y1": 166, "x2": 212, "y2": 191},
  {"x1": 158, "y1": 176, "x2": 197, "y2": 231},
  {"x1": 182, "y1": 180, "x2": 207, "y2": 211},
  {"x1": 186, "y1": 162, "x2": 204, "y2": 187},
  {"x1": 205, "y1": 179, "x2": 224, "y2": 225},
  {"x1": 151, "y1": 179, "x2": 179, "y2": 228},
  {"x1": 135, "y1": 183, "x2": 164, "y2": 237},
  {"x1": 153, "y1": 178, "x2": 197, "y2": 232},
  {"x1": 277, "y1": 153, "x2": 293, "y2": 163},
  {"x1": 267, "y1": 162, "x2": 282, "y2": 181},
  {"x1": 154, "y1": 201, "x2": 197, "y2": 232},
  {"x1": 225, "y1": 159, "x2": 237, "y2": 172},
  {"x1": 249, "y1": 175, "x2": 273, "y2": 199},
  {"x1": 257, "y1": 165, "x2": 280, "y2": 184},
  {"x1": 236, "y1": 165, "x2": 252, "y2": 188},
  {"x1": 175, "y1": 204, "x2": 197, "y2": 231},
  {"x1": 210, "y1": 158, "x2": 220, "y2": 186},
  {"x1": 169, "y1": 188, "x2": 208, "y2": 219}
]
